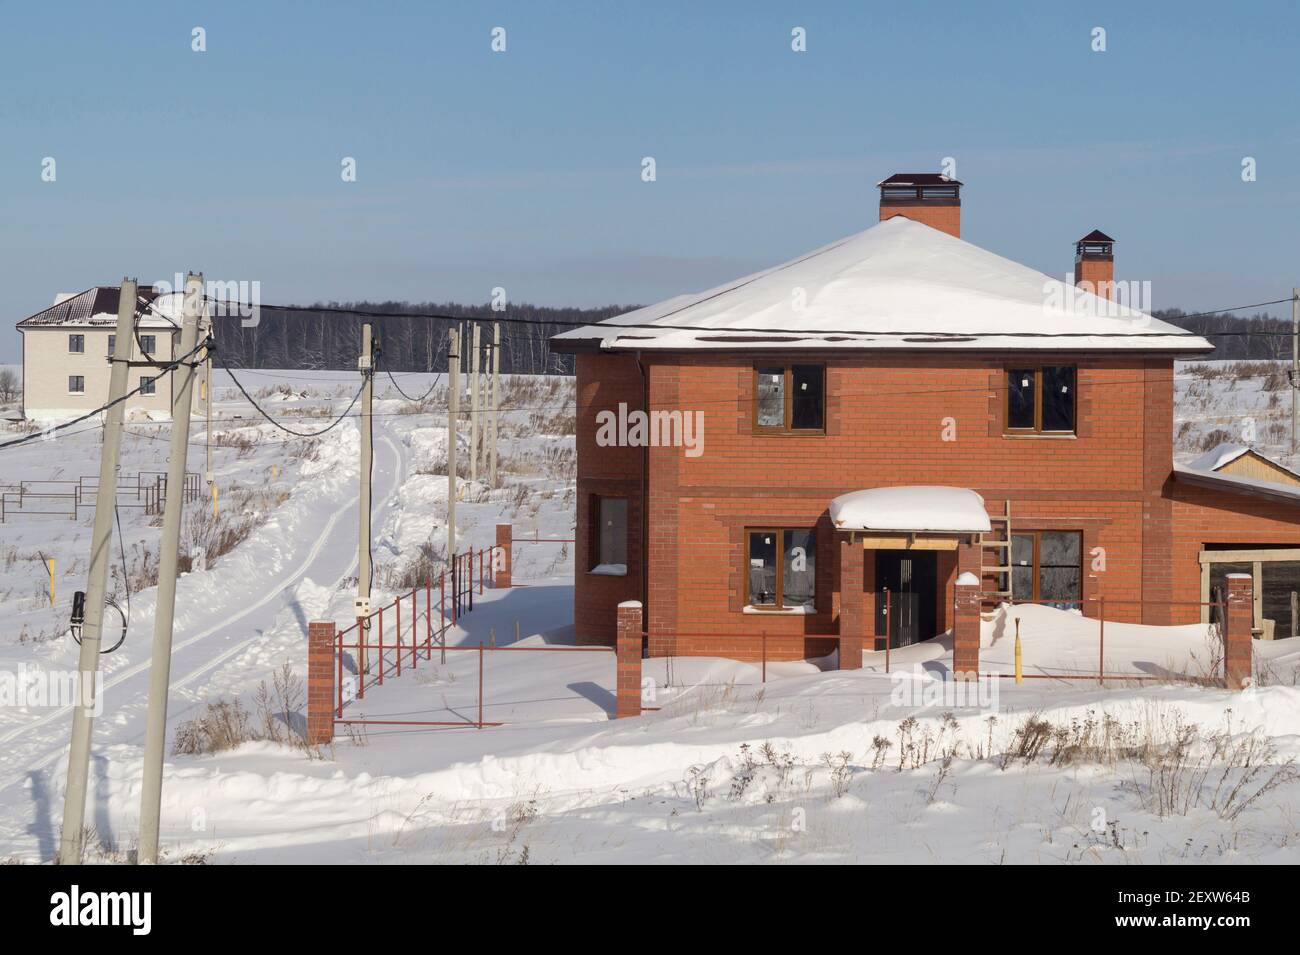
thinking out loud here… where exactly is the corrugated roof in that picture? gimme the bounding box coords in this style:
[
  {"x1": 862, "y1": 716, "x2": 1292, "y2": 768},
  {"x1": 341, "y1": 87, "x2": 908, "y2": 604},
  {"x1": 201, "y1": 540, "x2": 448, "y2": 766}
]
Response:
[{"x1": 16, "y1": 286, "x2": 178, "y2": 330}]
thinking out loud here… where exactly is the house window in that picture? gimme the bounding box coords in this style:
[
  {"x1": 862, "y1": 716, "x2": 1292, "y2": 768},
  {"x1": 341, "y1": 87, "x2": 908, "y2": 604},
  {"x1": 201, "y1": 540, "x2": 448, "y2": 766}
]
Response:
[
  {"x1": 139, "y1": 376, "x2": 156, "y2": 396},
  {"x1": 68, "y1": 334, "x2": 84, "y2": 354},
  {"x1": 589, "y1": 496, "x2": 627, "y2": 573},
  {"x1": 1006, "y1": 366, "x2": 1076, "y2": 434},
  {"x1": 746, "y1": 528, "x2": 816, "y2": 610},
  {"x1": 139, "y1": 334, "x2": 157, "y2": 355},
  {"x1": 107, "y1": 334, "x2": 115, "y2": 356},
  {"x1": 1011, "y1": 531, "x2": 1082, "y2": 606},
  {"x1": 754, "y1": 365, "x2": 824, "y2": 432},
  {"x1": 68, "y1": 375, "x2": 85, "y2": 394}
]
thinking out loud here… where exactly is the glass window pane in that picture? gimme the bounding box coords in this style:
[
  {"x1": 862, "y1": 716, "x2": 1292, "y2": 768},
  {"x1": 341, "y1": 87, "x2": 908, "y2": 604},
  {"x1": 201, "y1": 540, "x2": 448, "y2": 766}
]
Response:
[
  {"x1": 1261, "y1": 561, "x2": 1300, "y2": 640},
  {"x1": 597, "y1": 498, "x2": 627, "y2": 567},
  {"x1": 756, "y1": 368, "x2": 785, "y2": 427},
  {"x1": 782, "y1": 529, "x2": 816, "y2": 608},
  {"x1": 1209, "y1": 561, "x2": 1252, "y2": 629},
  {"x1": 748, "y1": 531, "x2": 777, "y2": 605},
  {"x1": 1012, "y1": 566, "x2": 1035, "y2": 600},
  {"x1": 1007, "y1": 369, "x2": 1035, "y2": 428},
  {"x1": 1039, "y1": 531, "x2": 1081, "y2": 567},
  {"x1": 107, "y1": 334, "x2": 115, "y2": 356},
  {"x1": 791, "y1": 365, "x2": 824, "y2": 430},
  {"x1": 1039, "y1": 567, "x2": 1080, "y2": 603},
  {"x1": 1041, "y1": 366, "x2": 1075, "y2": 432}
]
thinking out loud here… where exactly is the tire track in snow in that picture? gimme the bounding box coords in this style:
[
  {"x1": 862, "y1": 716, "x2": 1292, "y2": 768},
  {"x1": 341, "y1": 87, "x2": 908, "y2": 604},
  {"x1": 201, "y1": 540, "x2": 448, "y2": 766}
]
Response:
[{"x1": 0, "y1": 433, "x2": 405, "y2": 795}]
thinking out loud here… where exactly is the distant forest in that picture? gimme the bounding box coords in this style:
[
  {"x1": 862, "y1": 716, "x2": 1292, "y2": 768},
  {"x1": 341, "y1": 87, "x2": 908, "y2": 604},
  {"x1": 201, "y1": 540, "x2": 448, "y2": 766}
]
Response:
[
  {"x1": 211, "y1": 302, "x2": 640, "y2": 376},
  {"x1": 1155, "y1": 308, "x2": 1291, "y2": 361},
  {"x1": 209, "y1": 301, "x2": 1291, "y2": 375}
]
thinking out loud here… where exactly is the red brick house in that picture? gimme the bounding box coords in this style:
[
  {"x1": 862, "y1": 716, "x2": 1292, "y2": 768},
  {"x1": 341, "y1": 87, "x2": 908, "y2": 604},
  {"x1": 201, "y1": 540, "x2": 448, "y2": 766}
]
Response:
[{"x1": 551, "y1": 174, "x2": 1300, "y2": 666}]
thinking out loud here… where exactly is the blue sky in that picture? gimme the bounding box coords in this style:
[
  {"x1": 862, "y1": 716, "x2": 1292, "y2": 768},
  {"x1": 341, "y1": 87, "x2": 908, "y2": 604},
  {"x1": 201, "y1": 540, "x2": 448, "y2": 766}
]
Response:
[{"x1": 2, "y1": 1, "x2": 1297, "y2": 360}]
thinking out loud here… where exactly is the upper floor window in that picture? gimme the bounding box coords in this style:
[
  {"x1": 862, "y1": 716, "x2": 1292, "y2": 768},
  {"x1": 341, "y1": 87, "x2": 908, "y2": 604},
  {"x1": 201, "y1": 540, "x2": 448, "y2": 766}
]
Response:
[
  {"x1": 107, "y1": 334, "x2": 115, "y2": 356},
  {"x1": 1006, "y1": 365, "x2": 1076, "y2": 434},
  {"x1": 139, "y1": 376, "x2": 156, "y2": 396},
  {"x1": 68, "y1": 375, "x2": 85, "y2": 394},
  {"x1": 754, "y1": 364, "x2": 824, "y2": 433},
  {"x1": 68, "y1": 334, "x2": 84, "y2": 354},
  {"x1": 139, "y1": 334, "x2": 157, "y2": 356},
  {"x1": 747, "y1": 528, "x2": 816, "y2": 610}
]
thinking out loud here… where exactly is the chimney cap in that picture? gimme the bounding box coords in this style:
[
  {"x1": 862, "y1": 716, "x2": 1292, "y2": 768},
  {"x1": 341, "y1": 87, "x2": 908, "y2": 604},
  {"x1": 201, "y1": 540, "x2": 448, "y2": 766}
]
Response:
[
  {"x1": 876, "y1": 172, "x2": 963, "y2": 187},
  {"x1": 1077, "y1": 229, "x2": 1115, "y2": 243}
]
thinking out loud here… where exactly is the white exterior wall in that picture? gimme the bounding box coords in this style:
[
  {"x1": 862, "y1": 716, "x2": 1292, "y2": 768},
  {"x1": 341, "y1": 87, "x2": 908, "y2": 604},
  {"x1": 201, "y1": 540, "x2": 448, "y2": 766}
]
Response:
[{"x1": 20, "y1": 327, "x2": 178, "y2": 419}]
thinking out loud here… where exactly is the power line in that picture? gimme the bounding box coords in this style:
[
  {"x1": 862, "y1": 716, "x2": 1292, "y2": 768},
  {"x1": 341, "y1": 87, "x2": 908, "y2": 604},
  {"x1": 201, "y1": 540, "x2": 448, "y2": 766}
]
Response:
[
  {"x1": 384, "y1": 368, "x2": 441, "y2": 403},
  {"x1": 215, "y1": 355, "x2": 366, "y2": 437},
  {"x1": 205, "y1": 295, "x2": 1297, "y2": 341}
]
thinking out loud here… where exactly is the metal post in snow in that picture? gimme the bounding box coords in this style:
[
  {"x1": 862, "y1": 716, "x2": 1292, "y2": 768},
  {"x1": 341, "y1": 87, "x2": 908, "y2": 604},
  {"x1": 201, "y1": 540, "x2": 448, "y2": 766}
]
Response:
[
  {"x1": 478, "y1": 642, "x2": 484, "y2": 728},
  {"x1": 411, "y1": 590, "x2": 418, "y2": 668},
  {"x1": 884, "y1": 588, "x2": 892, "y2": 675},
  {"x1": 378, "y1": 606, "x2": 384, "y2": 687},
  {"x1": 395, "y1": 598, "x2": 401, "y2": 677},
  {"x1": 440, "y1": 571, "x2": 446, "y2": 664},
  {"x1": 425, "y1": 584, "x2": 431, "y2": 659},
  {"x1": 1098, "y1": 596, "x2": 1106, "y2": 687},
  {"x1": 336, "y1": 632, "x2": 344, "y2": 718},
  {"x1": 762, "y1": 632, "x2": 767, "y2": 684},
  {"x1": 357, "y1": 626, "x2": 365, "y2": 700}
]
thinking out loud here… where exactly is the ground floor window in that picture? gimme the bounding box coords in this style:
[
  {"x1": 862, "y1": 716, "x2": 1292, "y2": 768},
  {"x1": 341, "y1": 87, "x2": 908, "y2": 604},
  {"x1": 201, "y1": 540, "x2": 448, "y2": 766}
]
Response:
[
  {"x1": 589, "y1": 495, "x2": 627, "y2": 573},
  {"x1": 1011, "y1": 530, "x2": 1081, "y2": 606},
  {"x1": 747, "y1": 528, "x2": 816, "y2": 609},
  {"x1": 139, "y1": 376, "x2": 156, "y2": 396},
  {"x1": 68, "y1": 375, "x2": 84, "y2": 394}
]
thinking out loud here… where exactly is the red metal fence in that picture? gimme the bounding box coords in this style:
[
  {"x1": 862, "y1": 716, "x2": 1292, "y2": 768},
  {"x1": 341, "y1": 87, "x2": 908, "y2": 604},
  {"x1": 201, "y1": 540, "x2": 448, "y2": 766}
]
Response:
[
  {"x1": 0, "y1": 470, "x2": 200, "y2": 522},
  {"x1": 330, "y1": 543, "x2": 615, "y2": 730}
]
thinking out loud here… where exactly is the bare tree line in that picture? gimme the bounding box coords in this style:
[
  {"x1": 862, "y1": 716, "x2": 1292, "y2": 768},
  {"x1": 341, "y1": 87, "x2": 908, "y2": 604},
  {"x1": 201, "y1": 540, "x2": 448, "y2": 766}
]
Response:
[{"x1": 211, "y1": 301, "x2": 639, "y2": 375}]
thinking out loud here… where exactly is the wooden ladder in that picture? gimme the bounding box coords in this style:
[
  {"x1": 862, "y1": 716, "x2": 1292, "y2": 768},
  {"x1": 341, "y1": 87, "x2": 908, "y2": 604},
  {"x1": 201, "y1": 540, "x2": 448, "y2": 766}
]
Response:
[{"x1": 979, "y1": 501, "x2": 1013, "y2": 600}]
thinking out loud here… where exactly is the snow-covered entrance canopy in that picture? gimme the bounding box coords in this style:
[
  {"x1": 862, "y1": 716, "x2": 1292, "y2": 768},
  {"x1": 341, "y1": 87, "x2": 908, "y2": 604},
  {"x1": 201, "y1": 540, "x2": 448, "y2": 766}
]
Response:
[
  {"x1": 551, "y1": 216, "x2": 1213, "y2": 354},
  {"x1": 829, "y1": 486, "x2": 992, "y2": 534}
]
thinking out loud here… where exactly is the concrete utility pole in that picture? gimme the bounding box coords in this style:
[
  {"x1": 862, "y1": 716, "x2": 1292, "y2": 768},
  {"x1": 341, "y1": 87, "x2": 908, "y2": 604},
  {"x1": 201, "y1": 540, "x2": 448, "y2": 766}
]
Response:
[
  {"x1": 1292, "y1": 287, "x2": 1298, "y2": 455},
  {"x1": 490, "y1": 322, "x2": 500, "y2": 487},
  {"x1": 357, "y1": 323, "x2": 374, "y2": 674},
  {"x1": 58, "y1": 277, "x2": 139, "y2": 865},
  {"x1": 203, "y1": 306, "x2": 213, "y2": 508},
  {"x1": 448, "y1": 326, "x2": 459, "y2": 557},
  {"x1": 470, "y1": 322, "x2": 480, "y2": 485},
  {"x1": 138, "y1": 272, "x2": 204, "y2": 865}
]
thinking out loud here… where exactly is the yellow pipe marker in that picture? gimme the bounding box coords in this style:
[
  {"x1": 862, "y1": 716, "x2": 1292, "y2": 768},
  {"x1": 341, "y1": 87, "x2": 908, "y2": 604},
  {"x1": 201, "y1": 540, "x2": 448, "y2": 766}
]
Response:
[
  {"x1": 47, "y1": 558, "x2": 55, "y2": 607},
  {"x1": 211, "y1": 483, "x2": 219, "y2": 518},
  {"x1": 1014, "y1": 616, "x2": 1023, "y2": 684}
]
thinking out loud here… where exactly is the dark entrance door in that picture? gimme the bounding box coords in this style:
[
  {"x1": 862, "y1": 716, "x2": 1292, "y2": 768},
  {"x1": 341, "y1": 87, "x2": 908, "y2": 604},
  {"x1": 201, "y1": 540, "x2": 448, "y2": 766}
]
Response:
[{"x1": 874, "y1": 550, "x2": 938, "y2": 650}]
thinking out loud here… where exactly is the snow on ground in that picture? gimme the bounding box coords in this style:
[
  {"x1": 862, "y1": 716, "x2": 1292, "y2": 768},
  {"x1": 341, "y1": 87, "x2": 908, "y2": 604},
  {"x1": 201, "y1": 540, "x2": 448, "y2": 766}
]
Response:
[
  {"x1": 1175, "y1": 359, "x2": 1299, "y2": 470},
  {"x1": 1, "y1": 366, "x2": 1299, "y2": 864}
]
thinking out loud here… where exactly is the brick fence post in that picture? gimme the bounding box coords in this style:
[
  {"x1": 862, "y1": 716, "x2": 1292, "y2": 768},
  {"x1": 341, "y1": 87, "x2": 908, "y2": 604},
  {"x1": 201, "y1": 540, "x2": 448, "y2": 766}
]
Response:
[
  {"x1": 494, "y1": 523, "x2": 512, "y2": 588},
  {"x1": 615, "y1": 601, "x2": 642, "y2": 718},
  {"x1": 307, "y1": 621, "x2": 336, "y2": 744},
  {"x1": 952, "y1": 547, "x2": 981, "y2": 677},
  {"x1": 838, "y1": 536, "x2": 864, "y2": 670},
  {"x1": 1224, "y1": 573, "x2": 1254, "y2": 690}
]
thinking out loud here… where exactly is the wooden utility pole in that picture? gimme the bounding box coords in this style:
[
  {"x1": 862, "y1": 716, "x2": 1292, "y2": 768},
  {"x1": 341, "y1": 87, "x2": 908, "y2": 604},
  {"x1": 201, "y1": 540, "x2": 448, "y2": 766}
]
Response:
[
  {"x1": 357, "y1": 323, "x2": 374, "y2": 673},
  {"x1": 470, "y1": 323, "x2": 480, "y2": 484},
  {"x1": 447, "y1": 326, "x2": 459, "y2": 556},
  {"x1": 138, "y1": 272, "x2": 204, "y2": 864},
  {"x1": 490, "y1": 322, "x2": 500, "y2": 487},
  {"x1": 58, "y1": 277, "x2": 138, "y2": 865}
]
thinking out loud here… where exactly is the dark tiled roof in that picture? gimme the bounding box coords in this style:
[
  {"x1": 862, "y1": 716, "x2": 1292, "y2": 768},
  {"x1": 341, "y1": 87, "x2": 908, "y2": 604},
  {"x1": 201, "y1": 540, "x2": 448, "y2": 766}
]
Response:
[
  {"x1": 876, "y1": 173, "x2": 963, "y2": 187},
  {"x1": 1078, "y1": 229, "x2": 1115, "y2": 243},
  {"x1": 16, "y1": 286, "x2": 175, "y2": 329}
]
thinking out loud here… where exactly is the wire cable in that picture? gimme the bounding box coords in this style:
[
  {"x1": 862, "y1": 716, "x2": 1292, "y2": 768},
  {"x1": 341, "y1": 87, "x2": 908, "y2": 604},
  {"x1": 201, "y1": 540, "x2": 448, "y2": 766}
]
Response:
[
  {"x1": 205, "y1": 295, "x2": 1298, "y2": 341},
  {"x1": 384, "y1": 368, "x2": 441, "y2": 403},
  {"x1": 215, "y1": 355, "x2": 365, "y2": 437}
]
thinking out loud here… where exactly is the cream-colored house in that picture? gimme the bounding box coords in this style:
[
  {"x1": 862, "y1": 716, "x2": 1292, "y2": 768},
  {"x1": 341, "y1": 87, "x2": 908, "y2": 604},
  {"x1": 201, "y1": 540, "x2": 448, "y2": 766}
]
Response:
[{"x1": 16, "y1": 286, "x2": 182, "y2": 420}]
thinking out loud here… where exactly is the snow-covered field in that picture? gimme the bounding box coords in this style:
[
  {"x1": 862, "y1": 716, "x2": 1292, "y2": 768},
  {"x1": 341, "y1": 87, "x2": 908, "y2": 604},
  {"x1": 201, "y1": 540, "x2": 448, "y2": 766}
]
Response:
[{"x1": 1, "y1": 364, "x2": 1298, "y2": 865}]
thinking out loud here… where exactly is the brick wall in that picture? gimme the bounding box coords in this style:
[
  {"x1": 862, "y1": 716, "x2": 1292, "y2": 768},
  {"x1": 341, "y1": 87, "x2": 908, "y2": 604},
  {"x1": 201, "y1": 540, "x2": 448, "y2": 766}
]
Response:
[{"x1": 573, "y1": 349, "x2": 1300, "y2": 661}]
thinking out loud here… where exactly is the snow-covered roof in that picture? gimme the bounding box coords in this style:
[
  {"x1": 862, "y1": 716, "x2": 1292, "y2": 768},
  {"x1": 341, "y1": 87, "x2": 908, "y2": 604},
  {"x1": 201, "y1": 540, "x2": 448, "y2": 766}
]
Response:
[
  {"x1": 1173, "y1": 463, "x2": 1300, "y2": 507},
  {"x1": 1189, "y1": 442, "x2": 1253, "y2": 472},
  {"x1": 552, "y1": 217, "x2": 1213, "y2": 354},
  {"x1": 829, "y1": 486, "x2": 992, "y2": 534},
  {"x1": 16, "y1": 286, "x2": 179, "y2": 330}
]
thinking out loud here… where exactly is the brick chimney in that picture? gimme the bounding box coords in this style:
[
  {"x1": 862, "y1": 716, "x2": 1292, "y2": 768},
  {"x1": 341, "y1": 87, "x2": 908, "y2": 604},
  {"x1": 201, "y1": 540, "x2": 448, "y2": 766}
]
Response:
[
  {"x1": 1074, "y1": 230, "x2": 1115, "y2": 300},
  {"x1": 877, "y1": 173, "x2": 962, "y2": 237}
]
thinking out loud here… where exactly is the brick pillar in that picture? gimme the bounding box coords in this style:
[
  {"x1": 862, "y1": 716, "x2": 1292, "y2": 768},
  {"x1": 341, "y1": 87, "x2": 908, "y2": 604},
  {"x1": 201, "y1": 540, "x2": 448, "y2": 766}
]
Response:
[
  {"x1": 952, "y1": 539, "x2": 981, "y2": 676},
  {"x1": 616, "y1": 601, "x2": 642, "y2": 718},
  {"x1": 838, "y1": 536, "x2": 864, "y2": 669},
  {"x1": 494, "y1": 523, "x2": 512, "y2": 588},
  {"x1": 1224, "y1": 573, "x2": 1254, "y2": 690},
  {"x1": 307, "y1": 621, "x2": 336, "y2": 745}
]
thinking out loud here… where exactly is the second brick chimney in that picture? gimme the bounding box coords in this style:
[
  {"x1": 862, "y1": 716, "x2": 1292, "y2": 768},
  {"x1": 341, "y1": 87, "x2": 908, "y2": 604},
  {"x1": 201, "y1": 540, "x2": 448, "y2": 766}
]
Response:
[
  {"x1": 1074, "y1": 229, "x2": 1115, "y2": 300},
  {"x1": 877, "y1": 173, "x2": 962, "y2": 237}
]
